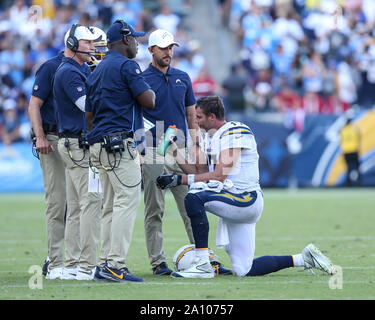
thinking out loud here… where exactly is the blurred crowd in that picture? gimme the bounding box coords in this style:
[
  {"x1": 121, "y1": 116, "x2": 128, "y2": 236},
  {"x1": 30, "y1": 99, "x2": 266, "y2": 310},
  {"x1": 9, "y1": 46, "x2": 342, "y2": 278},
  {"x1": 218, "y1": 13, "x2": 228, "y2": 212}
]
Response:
[
  {"x1": 217, "y1": 0, "x2": 375, "y2": 130},
  {"x1": 0, "y1": 0, "x2": 199, "y2": 146},
  {"x1": 1, "y1": 0, "x2": 375, "y2": 146}
]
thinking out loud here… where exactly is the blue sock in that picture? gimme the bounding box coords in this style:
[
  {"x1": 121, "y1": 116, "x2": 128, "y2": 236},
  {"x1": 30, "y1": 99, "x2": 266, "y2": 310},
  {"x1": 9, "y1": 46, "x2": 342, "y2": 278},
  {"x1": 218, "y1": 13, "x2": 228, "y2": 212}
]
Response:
[
  {"x1": 184, "y1": 193, "x2": 209, "y2": 249},
  {"x1": 246, "y1": 255, "x2": 293, "y2": 276}
]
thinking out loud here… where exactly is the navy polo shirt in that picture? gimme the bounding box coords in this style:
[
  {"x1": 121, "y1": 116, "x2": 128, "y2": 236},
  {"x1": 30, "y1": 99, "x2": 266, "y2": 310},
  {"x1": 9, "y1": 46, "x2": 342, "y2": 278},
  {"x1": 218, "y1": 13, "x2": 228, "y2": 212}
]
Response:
[
  {"x1": 85, "y1": 50, "x2": 151, "y2": 145},
  {"x1": 53, "y1": 57, "x2": 91, "y2": 135},
  {"x1": 31, "y1": 51, "x2": 64, "y2": 127},
  {"x1": 142, "y1": 64, "x2": 196, "y2": 147}
]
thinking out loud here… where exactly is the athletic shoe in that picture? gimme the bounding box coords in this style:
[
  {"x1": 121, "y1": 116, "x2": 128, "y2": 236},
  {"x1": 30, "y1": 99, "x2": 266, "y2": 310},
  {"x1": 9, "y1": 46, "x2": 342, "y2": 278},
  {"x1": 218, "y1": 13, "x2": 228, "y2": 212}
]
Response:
[
  {"x1": 76, "y1": 267, "x2": 96, "y2": 280},
  {"x1": 42, "y1": 256, "x2": 50, "y2": 276},
  {"x1": 61, "y1": 267, "x2": 78, "y2": 280},
  {"x1": 46, "y1": 267, "x2": 62, "y2": 280},
  {"x1": 210, "y1": 261, "x2": 233, "y2": 275},
  {"x1": 152, "y1": 262, "x2": 173, "y2": 275},
  {"x1": 93, "y1": 266, "x2": 109, "y2": 282},
  {"x1": 302, "y1": 243, "x2": 336, "y2": 275},
  {"x1": 99, "y1": 264, "x2": 144, "y2": 283},
  {"x1": 171, "y1": 258, "x2": 215, "y2": 279}
]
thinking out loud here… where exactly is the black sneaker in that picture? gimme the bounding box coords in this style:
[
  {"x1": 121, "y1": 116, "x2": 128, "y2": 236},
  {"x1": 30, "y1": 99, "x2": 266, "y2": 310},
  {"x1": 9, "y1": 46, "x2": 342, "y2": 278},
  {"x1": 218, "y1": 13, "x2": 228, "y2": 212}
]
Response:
[
  {"x1": 211, "y1": 261, "x2": 233, "y2": 275},
  {"x1": 99, "y1": 264, "x2": 144, "y2": 282},
  {"x1": 42, "y1": 257, "x2": 50, "y2": 277},
  {"x1": 152, "y1": 262, "x2": 173, "y2": 275}
]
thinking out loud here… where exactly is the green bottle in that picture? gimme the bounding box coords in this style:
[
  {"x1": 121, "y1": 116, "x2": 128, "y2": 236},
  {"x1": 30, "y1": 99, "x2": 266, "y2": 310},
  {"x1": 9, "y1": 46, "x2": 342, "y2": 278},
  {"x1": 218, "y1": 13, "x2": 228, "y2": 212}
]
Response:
[{"x1": 157, "y1": 125, "x2": 178, "y2": 156}]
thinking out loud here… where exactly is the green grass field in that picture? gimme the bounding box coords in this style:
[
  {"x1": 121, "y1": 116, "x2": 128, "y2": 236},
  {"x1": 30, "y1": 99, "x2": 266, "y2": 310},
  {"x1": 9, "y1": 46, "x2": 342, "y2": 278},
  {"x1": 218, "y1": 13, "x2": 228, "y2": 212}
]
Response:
[{"x1": 0, "y1": 188, "x2": 374, "y2": 301}]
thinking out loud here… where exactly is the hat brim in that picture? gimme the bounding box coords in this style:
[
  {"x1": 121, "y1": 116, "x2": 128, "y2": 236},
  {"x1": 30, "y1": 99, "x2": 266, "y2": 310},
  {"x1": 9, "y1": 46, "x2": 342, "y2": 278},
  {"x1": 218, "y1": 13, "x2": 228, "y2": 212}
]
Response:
[
  {"x1": 132, "y1": 31, "x2": 146, "y2": 37},
  {"x1": 150, "y1": 41, "x2": 180, "y2": 48}
]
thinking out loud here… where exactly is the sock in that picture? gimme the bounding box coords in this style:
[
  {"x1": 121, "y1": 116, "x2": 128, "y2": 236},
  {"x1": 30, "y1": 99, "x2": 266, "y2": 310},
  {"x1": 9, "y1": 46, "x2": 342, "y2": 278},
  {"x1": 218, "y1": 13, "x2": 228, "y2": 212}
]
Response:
[
  {"x1": 246, "y1": 255, "x2": 293, "y2": 276},
  {"x1": 195, "y1": 248, "x2": 209, "y2": 262},
  {"x1": 292, "y1": 254, "x2": 304, "y2": 267}
]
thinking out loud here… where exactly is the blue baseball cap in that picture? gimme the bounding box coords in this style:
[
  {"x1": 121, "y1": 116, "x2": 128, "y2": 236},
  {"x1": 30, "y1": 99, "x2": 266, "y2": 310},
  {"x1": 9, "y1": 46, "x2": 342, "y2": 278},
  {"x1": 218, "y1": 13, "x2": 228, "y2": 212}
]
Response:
[{"x1": 106, "y1": 20, "x2": 145, "y2": 44}]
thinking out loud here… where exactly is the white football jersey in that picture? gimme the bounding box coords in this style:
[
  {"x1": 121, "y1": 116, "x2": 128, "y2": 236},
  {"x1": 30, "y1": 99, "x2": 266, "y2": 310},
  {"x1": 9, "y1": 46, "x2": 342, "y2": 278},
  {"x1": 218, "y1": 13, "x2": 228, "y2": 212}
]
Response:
[{"x1": 203, "y1": 121, "x2": 260, "y2": 191}]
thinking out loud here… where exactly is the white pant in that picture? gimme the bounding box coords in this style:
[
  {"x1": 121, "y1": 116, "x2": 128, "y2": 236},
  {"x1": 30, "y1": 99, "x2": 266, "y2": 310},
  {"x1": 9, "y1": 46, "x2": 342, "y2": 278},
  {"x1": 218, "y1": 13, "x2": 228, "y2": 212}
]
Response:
[{"x1": 203, "y1": 190, "x2": 263, "y2": 276}]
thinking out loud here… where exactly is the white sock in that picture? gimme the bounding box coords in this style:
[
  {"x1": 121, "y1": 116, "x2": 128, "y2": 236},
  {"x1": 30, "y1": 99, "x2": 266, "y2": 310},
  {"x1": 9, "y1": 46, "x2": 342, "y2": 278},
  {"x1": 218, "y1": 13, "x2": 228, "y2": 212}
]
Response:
[
  {"x1": 195, "y1": 248, "x2": 209, "y2": 262},
  {"x1": 292, "y1": 254, "x2": 304, "y2": 267}
]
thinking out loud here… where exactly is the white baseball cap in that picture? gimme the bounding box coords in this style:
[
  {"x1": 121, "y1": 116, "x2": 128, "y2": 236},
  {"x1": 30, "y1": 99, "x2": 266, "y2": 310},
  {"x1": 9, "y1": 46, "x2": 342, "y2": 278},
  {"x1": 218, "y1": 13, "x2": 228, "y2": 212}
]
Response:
[
  {"x1": 64, "y1": 25, "x2": 98, "y2": 46},
  {"x1": 148, "y1": 29, "x2": 180, "y2": 48}
]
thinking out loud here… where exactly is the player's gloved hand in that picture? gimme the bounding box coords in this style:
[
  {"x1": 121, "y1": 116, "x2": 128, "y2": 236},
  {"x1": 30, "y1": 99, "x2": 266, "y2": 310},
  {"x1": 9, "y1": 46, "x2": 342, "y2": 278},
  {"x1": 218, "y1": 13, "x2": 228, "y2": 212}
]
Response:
[{"x1": 156, "y1": 174, "x2": 182, "y2": 189}]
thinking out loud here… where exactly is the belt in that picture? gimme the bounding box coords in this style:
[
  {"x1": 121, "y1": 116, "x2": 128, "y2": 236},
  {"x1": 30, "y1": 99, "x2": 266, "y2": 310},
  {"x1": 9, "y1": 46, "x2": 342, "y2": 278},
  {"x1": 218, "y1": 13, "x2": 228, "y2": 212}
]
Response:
[
  {"x1": 58, "y1": 131, "x2": 82, "y2": 138},
  {"x1": 100, "y1": 131, "x2": 133, "y2": 142}
]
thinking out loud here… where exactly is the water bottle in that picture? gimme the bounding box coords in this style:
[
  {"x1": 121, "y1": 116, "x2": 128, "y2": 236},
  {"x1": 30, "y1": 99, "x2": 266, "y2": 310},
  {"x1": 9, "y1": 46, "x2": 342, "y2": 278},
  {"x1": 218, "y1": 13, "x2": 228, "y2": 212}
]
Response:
[{"x1": 157, "y1": 125, "x2": 178, "y2": 156}]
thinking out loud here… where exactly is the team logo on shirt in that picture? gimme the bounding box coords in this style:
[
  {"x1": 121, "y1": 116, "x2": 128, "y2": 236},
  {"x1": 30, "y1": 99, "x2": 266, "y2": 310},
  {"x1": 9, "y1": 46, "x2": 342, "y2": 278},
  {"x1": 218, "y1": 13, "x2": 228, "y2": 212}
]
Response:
[
  {"x1": 77, "y1": 87, "x2": 83, "y2": 92},
  {"x1": 136, "y1": 69, "x2": 141, "y2": 74},
  {"x1": 33, "y1": 85, "x2": 39, "y2": 91}
]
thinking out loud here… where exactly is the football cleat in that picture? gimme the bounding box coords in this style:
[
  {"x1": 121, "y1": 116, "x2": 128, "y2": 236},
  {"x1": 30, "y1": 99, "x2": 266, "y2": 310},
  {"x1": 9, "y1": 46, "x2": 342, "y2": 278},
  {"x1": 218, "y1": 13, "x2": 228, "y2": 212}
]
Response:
[
  {"x1": 210, "y1": 261, "x2": 233, "y2": 275},
  {"x1": 61, "y1": 267, "x2": 78, "y2": 280},
  {"x1": 302, "y1": 243, "x2": 336, "y2": 275},
  {"x1": 152, "y1": 262, "x2": 173, "y2": 275},
  {"x1": 76, "y1": 266, "x2": 96, "y2": 280},
  {"x1": 171, "y1": 258, "x2": 214, "y2": 279},
  {"x1": 42, "y1": 256, "x2": 50, "y2": 276},
  {"x1": 46, "y1": 267, "x2": 62, "y2": 280},
  {"x1": 99, "y1": 264, "x2": 144, "y2": 283}
]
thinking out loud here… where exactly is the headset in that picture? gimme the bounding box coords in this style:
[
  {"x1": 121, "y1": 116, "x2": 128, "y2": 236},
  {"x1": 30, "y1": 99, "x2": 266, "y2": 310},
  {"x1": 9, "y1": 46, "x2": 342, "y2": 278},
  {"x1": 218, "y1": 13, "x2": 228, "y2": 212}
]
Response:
[
  {"x1": 66, "y1": 23, "x2": 80, "y2": 52},
  {"x1": 66, "y1": 23, "x2": 95, "y2": 55},
  {"x1": 114, "y1": 19, "x2": 131, "y2": 37}
]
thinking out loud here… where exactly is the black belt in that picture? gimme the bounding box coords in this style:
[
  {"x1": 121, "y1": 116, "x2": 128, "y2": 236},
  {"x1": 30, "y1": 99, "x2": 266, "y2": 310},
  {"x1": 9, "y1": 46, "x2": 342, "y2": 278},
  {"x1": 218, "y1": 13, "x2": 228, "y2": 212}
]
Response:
[
  {"x1": 101, "y1": 131, "x2": 133, "y2": 142},
  {"x1": 59, "y1": 131, "x2": 82, "y2": 139}
]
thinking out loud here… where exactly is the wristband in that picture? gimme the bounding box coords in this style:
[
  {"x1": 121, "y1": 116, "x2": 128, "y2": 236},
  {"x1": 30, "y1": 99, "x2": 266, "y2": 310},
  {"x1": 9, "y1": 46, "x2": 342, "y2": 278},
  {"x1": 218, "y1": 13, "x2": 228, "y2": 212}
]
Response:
[{"x1": 187, "y1": 174, "x2": 195, "y2": 186}]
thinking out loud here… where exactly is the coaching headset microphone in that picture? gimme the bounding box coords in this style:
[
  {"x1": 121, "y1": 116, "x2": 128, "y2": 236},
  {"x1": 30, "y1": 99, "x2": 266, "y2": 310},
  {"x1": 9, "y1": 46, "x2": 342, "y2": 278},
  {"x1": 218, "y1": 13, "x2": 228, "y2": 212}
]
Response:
[{"x1": 66, "y1": 24, "x2": 96, "y2": 56}]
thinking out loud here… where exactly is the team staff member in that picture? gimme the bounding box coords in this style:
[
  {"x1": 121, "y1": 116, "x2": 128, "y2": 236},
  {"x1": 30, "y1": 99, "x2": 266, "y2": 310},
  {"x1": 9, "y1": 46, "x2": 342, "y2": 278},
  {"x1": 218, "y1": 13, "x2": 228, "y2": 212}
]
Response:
[
  {"x1": 28, "y1": 50, "x2": 67, "y2": 280},
  {"x1": 54, "y1": 24, "x2": 102, "y2": 280},
  {"x1": 340, "y1": 117, "x2": 361, "y2": 186},
  {"x1": 142, "y1": 29, "x2": 231, "y2": 276},
  {"x1": 157, "y1": 96, "x2": 336, "y2": 279},
  {"x1": 85, "y1": 20, "x2": 155, "y2": 283}
]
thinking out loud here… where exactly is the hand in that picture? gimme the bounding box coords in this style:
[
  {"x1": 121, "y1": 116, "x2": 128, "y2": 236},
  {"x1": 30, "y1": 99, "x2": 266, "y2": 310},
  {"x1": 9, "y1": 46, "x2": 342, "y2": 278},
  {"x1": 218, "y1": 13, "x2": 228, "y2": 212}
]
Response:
[
  {"x1": 156, "y1": 174, "x2": 182, "y2": 189},
  {"x1": 36, "y1": 136, "x2": 54, "y2": 154}
]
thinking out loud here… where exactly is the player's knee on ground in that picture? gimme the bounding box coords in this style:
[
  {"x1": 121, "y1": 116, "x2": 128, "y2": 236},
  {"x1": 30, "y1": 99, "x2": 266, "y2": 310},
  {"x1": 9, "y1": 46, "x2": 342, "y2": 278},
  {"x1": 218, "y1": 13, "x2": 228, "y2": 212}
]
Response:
[{"x1": 227, "y1": 252, "x2": 252, "y2": 277}]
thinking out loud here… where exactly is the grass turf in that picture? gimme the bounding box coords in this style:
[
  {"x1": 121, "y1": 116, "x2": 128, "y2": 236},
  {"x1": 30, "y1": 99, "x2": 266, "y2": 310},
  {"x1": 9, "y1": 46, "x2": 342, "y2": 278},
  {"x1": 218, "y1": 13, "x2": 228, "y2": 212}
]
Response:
[{"x1": 0, "y1": 188, "x2": 374, "y2": 301}]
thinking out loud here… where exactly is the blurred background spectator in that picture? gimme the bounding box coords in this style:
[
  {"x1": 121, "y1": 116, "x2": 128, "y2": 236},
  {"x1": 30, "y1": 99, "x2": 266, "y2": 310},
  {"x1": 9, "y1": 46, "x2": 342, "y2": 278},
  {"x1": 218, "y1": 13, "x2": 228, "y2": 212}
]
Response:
[{"x1": 0, "y1": 0, "x2": 375, "y2": 144}]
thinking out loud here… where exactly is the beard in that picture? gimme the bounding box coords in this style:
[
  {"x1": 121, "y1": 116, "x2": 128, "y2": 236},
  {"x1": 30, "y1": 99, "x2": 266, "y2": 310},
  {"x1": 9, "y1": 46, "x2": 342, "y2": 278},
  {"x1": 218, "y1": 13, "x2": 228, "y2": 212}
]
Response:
[{"x1": 154, "y1": 54, "x2": 171, "y2": 68}]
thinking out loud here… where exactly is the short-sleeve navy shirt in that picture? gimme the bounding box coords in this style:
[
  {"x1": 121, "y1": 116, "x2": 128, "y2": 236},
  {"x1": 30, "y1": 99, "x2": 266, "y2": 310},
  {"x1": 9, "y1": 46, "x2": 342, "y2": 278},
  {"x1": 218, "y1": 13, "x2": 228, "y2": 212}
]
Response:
[
  {"x1": 85, "y1": 50, "x2": 151, "y2": 145},
  {"x1": 31, "y1": 52, "x2": 64, "y2": 126},
  {"x1": 142, "y1": 64, "x2": 196, "y2": 147},
  {"x1": 53, "y1": 57, "x2": 91, "y2": 134}
]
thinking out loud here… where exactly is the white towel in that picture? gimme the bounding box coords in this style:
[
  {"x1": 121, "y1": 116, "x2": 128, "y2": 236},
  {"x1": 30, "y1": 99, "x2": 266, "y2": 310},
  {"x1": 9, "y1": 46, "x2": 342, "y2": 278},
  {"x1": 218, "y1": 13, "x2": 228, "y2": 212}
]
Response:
[{"x1": 216, "y1": 217, "x2": 230, "y2": 248}]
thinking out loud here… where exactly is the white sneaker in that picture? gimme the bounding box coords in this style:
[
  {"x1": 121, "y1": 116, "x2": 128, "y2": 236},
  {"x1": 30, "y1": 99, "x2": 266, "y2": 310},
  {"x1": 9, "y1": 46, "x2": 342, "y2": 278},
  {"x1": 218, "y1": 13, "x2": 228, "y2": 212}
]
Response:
[
  {"x1": 302, "y1": 243, "x2": 336, "y2": 275},
  {"x1": 61, "y1": 267, "x2": 78, "y2": 280},
  {"x1": 171, "y1": 258, "x2": 215, "y2": 279},
  {"x1": 46, "y1": 267, "x2": 62, "y2": 280},
  {"x1": 76, "y1": 267, "x2": 96, "y2": 280}
]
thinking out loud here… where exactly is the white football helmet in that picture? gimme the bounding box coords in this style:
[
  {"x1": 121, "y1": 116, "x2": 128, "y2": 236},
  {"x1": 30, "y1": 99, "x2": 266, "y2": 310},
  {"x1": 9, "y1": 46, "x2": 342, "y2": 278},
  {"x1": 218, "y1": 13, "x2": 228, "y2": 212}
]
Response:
[
  {"x1": 87, "y1": 26, "x2": 108, "y2": 69},
  {"x1": 173, "y1": 244, "x2": 196, "y2": 271}
]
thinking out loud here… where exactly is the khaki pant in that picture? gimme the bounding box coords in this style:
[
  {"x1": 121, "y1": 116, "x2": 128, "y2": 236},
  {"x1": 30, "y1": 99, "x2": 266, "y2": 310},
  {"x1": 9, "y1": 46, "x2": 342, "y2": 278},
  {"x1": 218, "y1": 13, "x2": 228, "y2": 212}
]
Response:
[
  {"x1": 39, "y1": 134, "x2": 66, "y2": 269},
  {"x1": 142, "y1": 147, "x2": 194, "y2": 268},
  {"x1": 90, "y1": 139, "x2": 141, "y2": 270},
  {"x1": 58, "y1": 138, "x2": 102, "y2": 271}
]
